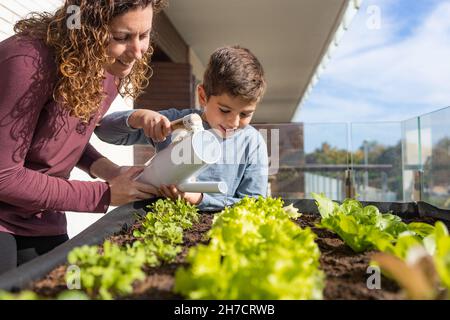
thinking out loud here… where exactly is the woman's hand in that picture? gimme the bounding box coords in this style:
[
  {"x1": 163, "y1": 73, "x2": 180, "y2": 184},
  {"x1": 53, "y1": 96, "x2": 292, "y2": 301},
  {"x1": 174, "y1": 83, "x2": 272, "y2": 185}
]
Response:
[
  {"x1": 128, "y1": 109, "x2": 172, "y2": 142},
  {"x1": 109, "y1": 167, "x2": 160, "y2": 206},
  {"x1": 159, "y1": 184, "x2": 203, "y2": 205}
]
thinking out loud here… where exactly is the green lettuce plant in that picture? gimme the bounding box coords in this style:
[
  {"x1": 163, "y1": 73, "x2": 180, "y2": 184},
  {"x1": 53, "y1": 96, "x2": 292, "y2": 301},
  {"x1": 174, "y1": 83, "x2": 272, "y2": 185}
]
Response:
[
  {"x1": 313, "y1": 193, "x2": 435, "y2": 254},
  {"x1": 133, "y1": 198, "x2": 199, "y2": 265},
  {"x1": 66, "y1": 241, "x2": 146, "y2": 300},
  {"x1": 0, "y1": 290, "x2": 40, "y2": 300},
  {"x1": 431, "y1": 221, "x2": 450, "y2": 290},
  {"x1": 175, "y1": 197, "x2": 324, "y2": 300}
]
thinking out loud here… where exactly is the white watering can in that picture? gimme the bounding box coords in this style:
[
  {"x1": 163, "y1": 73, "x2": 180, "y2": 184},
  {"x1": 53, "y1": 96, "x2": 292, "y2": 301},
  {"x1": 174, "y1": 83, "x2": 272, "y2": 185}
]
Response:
[{"x1": 136, "y1": 114, "x2": 227, "y2": 194}]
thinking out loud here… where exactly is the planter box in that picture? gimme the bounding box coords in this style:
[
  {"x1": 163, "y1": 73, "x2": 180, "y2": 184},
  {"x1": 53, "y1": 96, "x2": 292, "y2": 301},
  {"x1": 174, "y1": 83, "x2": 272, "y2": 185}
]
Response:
[{"x1": 0, "y1": 199, "x2": 449, "y2": 299}]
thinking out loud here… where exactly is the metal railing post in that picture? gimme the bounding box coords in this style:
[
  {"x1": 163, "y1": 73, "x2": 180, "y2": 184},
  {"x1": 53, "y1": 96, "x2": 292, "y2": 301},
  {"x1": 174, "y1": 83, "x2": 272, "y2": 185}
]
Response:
[
  {"x1": 413, "y1": 170, "x2": 423, "y2": 201},
  {"x1": 344, "y1": 169, "x2": 355, "y2": 199}
]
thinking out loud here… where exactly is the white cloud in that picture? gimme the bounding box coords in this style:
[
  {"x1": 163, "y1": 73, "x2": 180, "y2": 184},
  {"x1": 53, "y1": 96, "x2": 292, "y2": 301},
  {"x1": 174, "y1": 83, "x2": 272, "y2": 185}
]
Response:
[
  {"x1": 334, "y1": 0, "x2": 399, "y2": 58},
  {"x1": 298, "y1": 1, "x2": 450, "y2": 122},
  {"x1": 300, "y1": 93, "x2": 410, "y2": 123}
]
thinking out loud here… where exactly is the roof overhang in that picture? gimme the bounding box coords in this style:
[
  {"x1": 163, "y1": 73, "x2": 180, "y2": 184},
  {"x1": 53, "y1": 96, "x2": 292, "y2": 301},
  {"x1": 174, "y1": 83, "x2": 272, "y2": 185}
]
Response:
[{"x1": 164, "y1": 0, "x2": 359, "y2": 123}]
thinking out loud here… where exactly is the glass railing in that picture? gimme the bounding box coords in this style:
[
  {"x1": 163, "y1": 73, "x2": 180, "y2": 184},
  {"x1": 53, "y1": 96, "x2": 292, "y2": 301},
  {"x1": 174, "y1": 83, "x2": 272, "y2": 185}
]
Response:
[
  {"x1": 303, "y1": 123, "x2": 349, "y2": 201},
  {"x1": 253, "y1": 123, "x2": 305, "y2": 200},
  {"x1": 251, "y1": 106, "x2": 450, "y2": 208},
  {"x1": 419, "y1": 107, "x2": 450, "y2": 209},
  {"x1": 401, "y1": 116, "x2": 422, "y2": 202},
  {"x1": 253, "y1": 123, "x2": 349, "y2": 201},
  {"x1": 350, "y1": 122, "x2": 403, "y2": 202}
]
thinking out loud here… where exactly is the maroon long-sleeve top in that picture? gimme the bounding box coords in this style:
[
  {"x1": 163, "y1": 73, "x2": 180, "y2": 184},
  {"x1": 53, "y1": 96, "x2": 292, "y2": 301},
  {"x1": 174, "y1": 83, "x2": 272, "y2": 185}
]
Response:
[{"x1": 0, "y1": 35, "x2": 117, "y2": 236}]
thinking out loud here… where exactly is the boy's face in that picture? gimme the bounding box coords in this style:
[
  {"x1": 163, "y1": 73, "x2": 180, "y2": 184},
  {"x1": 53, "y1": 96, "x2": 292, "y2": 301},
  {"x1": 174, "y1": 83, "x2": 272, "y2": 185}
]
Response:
[{"x1": 198, "y1": 85, "x2": 257, "y2": 138}]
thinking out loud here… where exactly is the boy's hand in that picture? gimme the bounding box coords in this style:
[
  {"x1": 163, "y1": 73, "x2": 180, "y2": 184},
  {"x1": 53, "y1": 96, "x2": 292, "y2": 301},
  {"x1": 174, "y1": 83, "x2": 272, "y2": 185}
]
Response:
[
  {"x1": 128, "y1": 109, "x2": 172, "y2": 142},
  {"x1": 159, "y1": 184, "x2": 203, "y2": 205}
]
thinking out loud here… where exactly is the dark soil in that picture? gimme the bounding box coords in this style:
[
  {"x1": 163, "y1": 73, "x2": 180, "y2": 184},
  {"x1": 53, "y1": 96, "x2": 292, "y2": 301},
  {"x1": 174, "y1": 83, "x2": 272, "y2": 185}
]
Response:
[
  {"x1": 30, "y1": 214, "x2": 215, "y2": 300},
  {"x1": 294, "y1": 215, "x2": 402, "y2": 300},
  {"x1": 29, "y1": 213, "x2": 449, "y2": 300}
]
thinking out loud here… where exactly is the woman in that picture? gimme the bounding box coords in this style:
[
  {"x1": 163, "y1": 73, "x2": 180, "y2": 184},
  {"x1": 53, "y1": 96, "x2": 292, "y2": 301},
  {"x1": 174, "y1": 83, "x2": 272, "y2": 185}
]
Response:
[{"x1": 0, "y1": 0, "x2": 166, "y2": 275}]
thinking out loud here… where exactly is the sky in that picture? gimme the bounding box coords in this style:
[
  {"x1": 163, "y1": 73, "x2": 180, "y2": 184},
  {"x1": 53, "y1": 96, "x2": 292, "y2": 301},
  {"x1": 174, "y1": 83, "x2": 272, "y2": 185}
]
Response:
[{"x1": 294, "y1": 0, "x2": 450, "y2": 151}]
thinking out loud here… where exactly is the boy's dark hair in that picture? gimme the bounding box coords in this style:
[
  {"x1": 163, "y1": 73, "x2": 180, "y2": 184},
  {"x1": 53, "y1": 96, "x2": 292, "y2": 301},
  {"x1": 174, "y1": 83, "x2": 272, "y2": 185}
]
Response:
[{"x1": 203, "y1": 45, "x2": 266, "y2": 103}]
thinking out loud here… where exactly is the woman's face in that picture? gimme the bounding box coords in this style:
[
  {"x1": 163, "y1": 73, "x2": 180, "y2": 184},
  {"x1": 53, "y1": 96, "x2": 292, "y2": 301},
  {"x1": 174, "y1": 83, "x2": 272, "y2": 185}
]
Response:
[{"x1": 105, "y1": 5, "x2": 154, "y2": 78}]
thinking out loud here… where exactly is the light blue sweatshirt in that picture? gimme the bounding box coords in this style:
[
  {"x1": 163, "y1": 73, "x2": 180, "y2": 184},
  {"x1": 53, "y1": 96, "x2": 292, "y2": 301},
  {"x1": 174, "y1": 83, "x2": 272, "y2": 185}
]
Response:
[{"x1": 95, "y1": 108, "x2": 269, "y2": 211}]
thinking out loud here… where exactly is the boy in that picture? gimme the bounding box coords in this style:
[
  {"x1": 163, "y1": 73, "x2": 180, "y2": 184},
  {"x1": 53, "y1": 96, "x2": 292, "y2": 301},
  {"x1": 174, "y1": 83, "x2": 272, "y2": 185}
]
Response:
[{"x1": 95, "y1": 45, "x2": 268, "y2": 211}]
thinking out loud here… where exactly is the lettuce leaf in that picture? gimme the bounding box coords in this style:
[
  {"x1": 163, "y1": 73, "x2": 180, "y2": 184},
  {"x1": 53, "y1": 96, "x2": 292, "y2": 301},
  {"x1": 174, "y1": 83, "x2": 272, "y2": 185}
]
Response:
[
  {"x1": 175, "y1": 197, "x2": 324, "y2": 300},
  {"x1": 313, "y1": 193, "x2": 435, "y2": 254}
]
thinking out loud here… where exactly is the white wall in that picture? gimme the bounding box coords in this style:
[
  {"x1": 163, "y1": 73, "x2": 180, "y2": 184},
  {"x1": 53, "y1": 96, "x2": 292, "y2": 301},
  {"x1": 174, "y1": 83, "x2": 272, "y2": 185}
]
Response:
[
  {"x1": 1, "y1": 0, "x2": 135, "y2": 238},
  {"x1": 0, "y1": 0, "x2": 63, "y2": 41}
]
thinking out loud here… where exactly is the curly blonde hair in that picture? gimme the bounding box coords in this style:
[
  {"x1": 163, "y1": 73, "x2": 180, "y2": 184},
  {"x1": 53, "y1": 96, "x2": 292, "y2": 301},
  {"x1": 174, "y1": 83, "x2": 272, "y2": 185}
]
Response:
[{"x1": 14, "y1": 0, "x2": 167, "y2": 123}]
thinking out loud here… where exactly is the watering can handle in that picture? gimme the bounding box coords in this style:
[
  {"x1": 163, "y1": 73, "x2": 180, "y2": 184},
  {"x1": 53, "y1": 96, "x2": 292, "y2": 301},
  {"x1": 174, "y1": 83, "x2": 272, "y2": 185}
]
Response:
[{"x1": 170, "y1": 113, "x2": 203, "y2": 131}]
